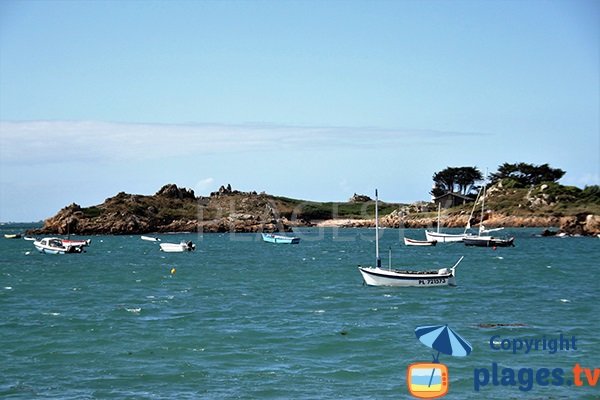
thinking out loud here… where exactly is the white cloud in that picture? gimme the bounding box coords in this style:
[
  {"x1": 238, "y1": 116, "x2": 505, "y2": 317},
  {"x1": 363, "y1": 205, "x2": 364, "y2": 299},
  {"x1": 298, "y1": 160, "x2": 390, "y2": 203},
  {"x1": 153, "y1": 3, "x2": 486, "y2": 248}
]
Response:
[
  {"x1": 0, "y1": 120, "x2": 485, "y2": 166},
  {"x1": 195, "y1": 177, "x2": 215, "y2": 192}
]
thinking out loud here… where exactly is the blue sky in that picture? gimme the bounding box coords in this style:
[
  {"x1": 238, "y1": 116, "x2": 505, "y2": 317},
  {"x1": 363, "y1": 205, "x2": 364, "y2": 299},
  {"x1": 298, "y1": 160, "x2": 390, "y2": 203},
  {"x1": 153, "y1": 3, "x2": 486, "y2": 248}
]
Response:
[{"x1": 0, "y1": 0, "x2": 598, "y2": 222}]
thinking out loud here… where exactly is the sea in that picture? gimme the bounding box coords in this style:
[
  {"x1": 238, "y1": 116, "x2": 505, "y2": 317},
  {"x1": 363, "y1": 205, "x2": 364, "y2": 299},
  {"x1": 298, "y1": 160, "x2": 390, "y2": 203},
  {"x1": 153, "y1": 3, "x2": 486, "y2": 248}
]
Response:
[{"x1": 1, "y1": 224, "x2": 599, "y2": 399}]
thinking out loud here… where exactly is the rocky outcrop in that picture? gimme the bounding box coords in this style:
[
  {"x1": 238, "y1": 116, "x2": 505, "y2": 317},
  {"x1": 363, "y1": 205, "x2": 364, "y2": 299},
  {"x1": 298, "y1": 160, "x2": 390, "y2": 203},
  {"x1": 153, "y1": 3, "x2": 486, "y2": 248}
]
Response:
[
  {"x1": 559, "y1": 214, "x2": 600, "y2": 236},
  {"x1": 349, "y1": 193, "x2": 372, "y2": 202},
  {"x1": 156, "y1": 184, "x2": 195, "y2": 200},
  {"x1": 29, "y1": 184, "x2": 298, "y2": 235}
]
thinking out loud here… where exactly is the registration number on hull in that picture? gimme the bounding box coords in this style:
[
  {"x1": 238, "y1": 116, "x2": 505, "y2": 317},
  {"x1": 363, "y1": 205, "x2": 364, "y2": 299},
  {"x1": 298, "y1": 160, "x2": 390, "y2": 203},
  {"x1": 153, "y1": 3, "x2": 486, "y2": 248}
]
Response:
[{"x1": 418, "y1": 278, "x2": 447, "y2": 285}]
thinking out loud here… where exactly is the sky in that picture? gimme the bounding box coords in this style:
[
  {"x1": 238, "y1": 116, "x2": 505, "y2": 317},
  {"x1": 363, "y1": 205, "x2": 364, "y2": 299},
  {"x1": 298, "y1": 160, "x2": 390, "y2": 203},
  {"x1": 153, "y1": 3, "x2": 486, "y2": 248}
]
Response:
[{"x1": 0, "y1": 0, "x2": 598, "y2": 222}]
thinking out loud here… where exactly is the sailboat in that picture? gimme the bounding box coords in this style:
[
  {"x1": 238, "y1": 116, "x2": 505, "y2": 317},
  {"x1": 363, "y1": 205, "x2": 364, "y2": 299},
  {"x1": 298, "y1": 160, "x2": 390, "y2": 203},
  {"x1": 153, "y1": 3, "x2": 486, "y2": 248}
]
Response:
[
  {"x1": 358, "y1": 190, "x2": 464, "y2": 287},
  {"x1": 462, "y1": 181, "x2": 514, "y2": 247},
  {"x1": 424, "y1": 201, "x2": 475, "y2": 243}
]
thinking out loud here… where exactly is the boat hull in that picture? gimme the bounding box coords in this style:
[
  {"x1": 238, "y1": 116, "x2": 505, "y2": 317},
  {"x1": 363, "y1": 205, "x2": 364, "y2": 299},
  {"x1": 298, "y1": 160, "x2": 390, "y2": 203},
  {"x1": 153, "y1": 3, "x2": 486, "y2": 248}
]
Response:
[
  {"x1": 261, "y1": 233, "x2": 300, "y2": 244},
  {"x1": 62, "y1": 239, "x2": 91, "y2": 247},
  {"x1": 33, "y1": 238, "x2": 84, "y2": 254},
  {"x1": 404, "y1": 237, "x2": 437, "y2": 246},
  {"x1": 358, "y1": 267, "x2": 455, "y2": 287},
  {"x1": 424, "y1": 230, "x2": 467, "y2": 243},
  {"x1": 463, "y1": 236, "x2": 514, "y2": 247},
  {"x1": 159, "y1": 242, "x2": 196, "y2": 252}
]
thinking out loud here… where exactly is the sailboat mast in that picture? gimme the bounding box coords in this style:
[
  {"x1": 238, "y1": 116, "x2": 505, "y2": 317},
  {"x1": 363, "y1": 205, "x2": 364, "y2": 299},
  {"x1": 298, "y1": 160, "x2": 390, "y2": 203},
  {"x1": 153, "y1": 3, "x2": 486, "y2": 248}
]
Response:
[
  {"x1": 465, "y1": 185, "x2": 482, "y2": 234},
  {"x1": 480, "y1": 182, "x2": 486, "y2": 236},
  {"x1": 436, "y1": 202, "x2": 441, "y2": 233},
  {"x1": 375, "y1": 189, "x2": 381, "y2": 268}
]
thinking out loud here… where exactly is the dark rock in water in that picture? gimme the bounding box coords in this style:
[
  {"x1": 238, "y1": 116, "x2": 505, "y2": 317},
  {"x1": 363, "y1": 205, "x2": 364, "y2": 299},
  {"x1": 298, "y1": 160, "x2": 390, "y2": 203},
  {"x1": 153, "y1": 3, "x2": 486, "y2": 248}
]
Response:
[
  {"x1": 477, "y1": 323, "x2": 527, "y2": 328},
  {"x1": 541, "y1": 229, "x2": 558, "y2": 237}
]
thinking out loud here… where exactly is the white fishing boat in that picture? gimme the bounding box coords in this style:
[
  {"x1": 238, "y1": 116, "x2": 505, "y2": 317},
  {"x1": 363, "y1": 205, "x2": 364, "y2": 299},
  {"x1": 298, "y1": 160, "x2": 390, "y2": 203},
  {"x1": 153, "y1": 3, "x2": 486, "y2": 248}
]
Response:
[
  {"x1": 261, "y1": 233, "x2": 300, "y2": 244},
  {"x1": 159, "y1": 241, "x2": 196, "y2": 252},
  {"x1": 141, "y1": 235, "x2": 161, "y2": 242},
  {"x1": 358, "y1": 190, "x2": 463, "y2": 287},
  {"x1": 4, "y1": 233, "x2": 22, "y2": 239},
  {"x1": 33, "y1": 237, "x2": 85, "y2": 254},
  {"x1": 404, "y1": 237, "x2": 437, "y2": 246}
]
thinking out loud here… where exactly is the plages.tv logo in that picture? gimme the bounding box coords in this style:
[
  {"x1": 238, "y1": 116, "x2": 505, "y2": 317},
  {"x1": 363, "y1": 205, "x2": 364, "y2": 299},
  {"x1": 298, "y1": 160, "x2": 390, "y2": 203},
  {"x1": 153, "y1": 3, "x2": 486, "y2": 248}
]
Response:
[{"x1": 407, "y1": 325, "x2": 473, "y2": 399}]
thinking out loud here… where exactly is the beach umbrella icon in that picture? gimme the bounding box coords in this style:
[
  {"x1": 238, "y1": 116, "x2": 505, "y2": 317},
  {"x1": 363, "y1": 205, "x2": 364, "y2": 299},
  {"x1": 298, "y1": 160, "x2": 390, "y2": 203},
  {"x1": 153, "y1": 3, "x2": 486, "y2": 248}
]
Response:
[
  {"x1": 414, "y1": 325, "x2": 472, "y2": 391},
  {"x1": 415, "y1": 324, "x2": 472, "y2": 361}
]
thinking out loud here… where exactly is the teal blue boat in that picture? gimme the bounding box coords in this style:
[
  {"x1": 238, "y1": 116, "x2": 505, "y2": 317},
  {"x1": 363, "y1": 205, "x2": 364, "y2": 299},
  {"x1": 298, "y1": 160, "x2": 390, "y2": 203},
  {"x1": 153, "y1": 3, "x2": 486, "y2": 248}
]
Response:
[{"x1": 261, "y1": 233, "x2": 300, "y2": 244}]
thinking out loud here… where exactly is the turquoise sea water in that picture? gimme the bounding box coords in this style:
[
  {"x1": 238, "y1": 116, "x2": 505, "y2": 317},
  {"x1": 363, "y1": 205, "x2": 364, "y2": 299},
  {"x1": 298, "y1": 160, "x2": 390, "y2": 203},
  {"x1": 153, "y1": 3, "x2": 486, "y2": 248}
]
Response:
[{"x1": 1, "y1": 225, "x2": 599, "y2": 399}]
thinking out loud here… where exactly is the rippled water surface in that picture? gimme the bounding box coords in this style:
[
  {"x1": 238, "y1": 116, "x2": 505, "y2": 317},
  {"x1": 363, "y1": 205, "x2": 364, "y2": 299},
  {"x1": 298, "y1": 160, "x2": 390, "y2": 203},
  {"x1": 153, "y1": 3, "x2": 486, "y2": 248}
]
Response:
[{"x1": 1, "y1": 225, "x2": 599, "y2": 399}]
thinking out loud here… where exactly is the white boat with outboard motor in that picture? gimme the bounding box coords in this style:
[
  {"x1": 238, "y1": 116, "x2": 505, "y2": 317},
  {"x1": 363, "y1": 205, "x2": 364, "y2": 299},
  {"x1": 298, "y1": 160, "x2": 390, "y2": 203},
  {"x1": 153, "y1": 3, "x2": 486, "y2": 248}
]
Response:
[{"x1": 159, "y1": 241, "x2": 196, "y2": 252}]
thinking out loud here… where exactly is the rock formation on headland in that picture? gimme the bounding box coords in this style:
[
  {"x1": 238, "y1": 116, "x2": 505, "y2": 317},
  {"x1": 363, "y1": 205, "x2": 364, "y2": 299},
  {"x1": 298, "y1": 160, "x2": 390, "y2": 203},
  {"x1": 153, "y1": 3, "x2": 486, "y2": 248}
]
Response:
[
  {"x1": 349, "y1": 193, "x2": 372, "y2": 202},
  {"x1": 29, "y1": 181, "x2": 599, "y2": 236},
  {"x1": 30, "y1": 184, "x2": 302, "y2": 235}
]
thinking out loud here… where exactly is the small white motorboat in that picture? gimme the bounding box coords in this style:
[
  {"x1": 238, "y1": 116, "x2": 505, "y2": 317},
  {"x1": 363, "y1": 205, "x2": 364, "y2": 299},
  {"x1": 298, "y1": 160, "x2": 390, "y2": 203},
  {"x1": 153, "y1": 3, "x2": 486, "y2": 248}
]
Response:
[
  {"x1": 141, "y1": 235, "x2": 161, "y2": 242},
  {"x1": 33, "y1": 237, "x2": 85, "y2": 254},
  {"x1": 159, "y1": 241, "x2": 196, "y2": 252},
  {"x1": 404, "y1": 237, "x2": 437, "y2": 246}
]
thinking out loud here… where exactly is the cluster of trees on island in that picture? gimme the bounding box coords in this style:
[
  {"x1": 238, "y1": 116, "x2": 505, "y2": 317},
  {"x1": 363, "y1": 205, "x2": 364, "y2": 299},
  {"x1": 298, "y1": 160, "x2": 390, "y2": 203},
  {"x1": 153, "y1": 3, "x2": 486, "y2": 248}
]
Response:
[{"x1": 430, "y1": 162, "x2": 567, "y2": 199}]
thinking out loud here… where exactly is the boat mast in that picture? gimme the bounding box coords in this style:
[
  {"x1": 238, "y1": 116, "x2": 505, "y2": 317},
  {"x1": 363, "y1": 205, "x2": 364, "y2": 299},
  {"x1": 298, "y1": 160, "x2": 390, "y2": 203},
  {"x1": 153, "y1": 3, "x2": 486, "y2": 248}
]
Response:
[
  {"x1": 480, "y1": 179, "x2": 486, "y2": 237},
  {"x1": 375, "y1": 189, "x2": 381, "y2": 269},
  {"x1": 436, "y1": 202, "x2": 441, "y2": 233},
  {"x1": 464, "y1": 186, "x2": 482, "y2": 234}
]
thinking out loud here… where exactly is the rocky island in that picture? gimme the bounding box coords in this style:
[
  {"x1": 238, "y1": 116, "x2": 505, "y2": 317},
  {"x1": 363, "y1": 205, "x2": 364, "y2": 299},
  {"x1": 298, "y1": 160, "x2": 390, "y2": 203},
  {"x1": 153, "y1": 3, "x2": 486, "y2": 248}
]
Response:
[{"x1": 29, "y1": 181, "x2": 600, "y2": 236}]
